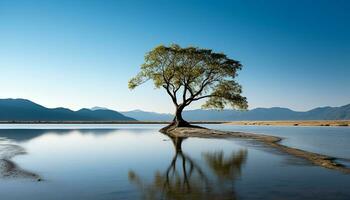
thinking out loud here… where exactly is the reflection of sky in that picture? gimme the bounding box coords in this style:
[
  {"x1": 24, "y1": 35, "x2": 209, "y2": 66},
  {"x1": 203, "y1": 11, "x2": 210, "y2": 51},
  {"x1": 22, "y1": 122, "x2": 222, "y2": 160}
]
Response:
[
  {"x1": 17, "y1": 129, "x2": 173, "y2": 175},
  {"x1": 0, "y1": 126, "x2": 348, "y2": 199},
  {"x1": 4, "y1": 128, "x2": 175, "y2": 199}
]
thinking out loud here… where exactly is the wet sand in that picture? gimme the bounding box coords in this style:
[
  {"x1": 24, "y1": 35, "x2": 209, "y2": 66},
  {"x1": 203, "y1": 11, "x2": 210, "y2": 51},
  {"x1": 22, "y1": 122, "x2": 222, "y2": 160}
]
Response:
[
  {"x1": 0, "y1": 120, "x2": 348, "y2": 127},
  {"x1": 225, "y1": 120, "x2": 350, "y2": 127},
  {"x1": 0, "y1": 141, "x2": 41, "y2": 181},
  {"x1": 165, "y1": 127, "x2": 350, "y2": 173}
]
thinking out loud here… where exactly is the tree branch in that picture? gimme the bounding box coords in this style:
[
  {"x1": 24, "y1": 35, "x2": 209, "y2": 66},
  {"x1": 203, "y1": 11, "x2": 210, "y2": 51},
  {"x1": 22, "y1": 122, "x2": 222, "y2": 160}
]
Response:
[
  {"x1": 163, "y1": 84, "x2": 178, "y2": 106},
  {"x1": 188, "y1": 69, "x2": 215, "y2": 100},
  {"x1": 182, "y1": 84, "x2": 187, "y2": 103},
  {"x1": 192, "y1": 95, "x2": 215, "y2": 101}
]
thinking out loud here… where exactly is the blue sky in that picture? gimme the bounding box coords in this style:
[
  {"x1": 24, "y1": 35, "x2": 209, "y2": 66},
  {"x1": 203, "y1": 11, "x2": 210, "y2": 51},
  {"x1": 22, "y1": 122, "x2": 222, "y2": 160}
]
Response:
[{"x1": 0, "y1": 0, "x2": 349, "y2": 113}]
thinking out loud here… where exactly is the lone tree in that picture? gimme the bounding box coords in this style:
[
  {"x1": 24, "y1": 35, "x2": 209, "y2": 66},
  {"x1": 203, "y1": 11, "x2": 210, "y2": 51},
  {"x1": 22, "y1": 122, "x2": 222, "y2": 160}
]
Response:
[{"x1": 129, "y1": 44, "x2": 248, "y2": 129}]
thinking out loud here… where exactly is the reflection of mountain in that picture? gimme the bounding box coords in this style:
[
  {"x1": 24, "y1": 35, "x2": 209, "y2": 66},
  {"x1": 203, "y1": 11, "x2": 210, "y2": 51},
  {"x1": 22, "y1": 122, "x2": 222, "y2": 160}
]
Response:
[
  {"x1": 0, "y1": 129, "x2": 117, "y2": 142},
  {"x1": 0, "y1": 128, "x2": 129, "y2": 181},
  {"x1": 129, "y1": 136, "x2": 247, "y2": 200}
]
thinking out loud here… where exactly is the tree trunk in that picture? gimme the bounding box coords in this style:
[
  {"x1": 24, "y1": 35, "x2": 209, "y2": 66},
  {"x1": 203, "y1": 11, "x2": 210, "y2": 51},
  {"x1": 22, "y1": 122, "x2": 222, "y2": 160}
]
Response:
[
  {"x1": 172, "y1": 105, "x2": 190, "y2": 127},
  {"x1": 160, "y1": 104, "x2": 205, "y2": 133}
]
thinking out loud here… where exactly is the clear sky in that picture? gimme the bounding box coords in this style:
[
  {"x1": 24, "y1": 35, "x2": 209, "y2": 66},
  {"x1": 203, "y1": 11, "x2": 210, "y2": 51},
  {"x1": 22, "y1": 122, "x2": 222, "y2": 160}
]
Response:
[{"x1": 0, "y1": 0, "x2": 349, "y2": 113}]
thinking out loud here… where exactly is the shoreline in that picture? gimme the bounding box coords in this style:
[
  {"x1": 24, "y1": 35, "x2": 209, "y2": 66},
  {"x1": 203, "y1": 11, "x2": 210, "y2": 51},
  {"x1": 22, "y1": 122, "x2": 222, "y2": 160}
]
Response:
[
  {"x1": 0, "y1": 121, "x2": 221, "y2": 124},
  {"x1": 224, "y1": 120, "x2": 350, "y2": 127},
  {"x1": 165, "y1": 127, "x2": 350, "y2": 174},
  {"x1": 0, "y1": 120, "x2": 348, "y2": 127},
  {"x1": 0, "y1": 141, "x2": 41, "y2": 181}
]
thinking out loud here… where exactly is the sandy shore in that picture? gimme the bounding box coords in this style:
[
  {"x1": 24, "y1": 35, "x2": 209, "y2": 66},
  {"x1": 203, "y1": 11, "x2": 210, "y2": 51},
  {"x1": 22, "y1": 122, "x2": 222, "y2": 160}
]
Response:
[
  {"x1": 225, "y1": 120, "x2": 350, "y2": 127},
  {"x1": 165, "y1": 127, "x2": 350, "y2": 173},
  {"x1": 0, "y1": 141, "x2": 41, "y2": 181},
  {"x1": 0, "y1": 121, "x2": 222, "y2": 124},
  {"x1": 0, "y1": 120, "x2": 348, "y2": 127}
]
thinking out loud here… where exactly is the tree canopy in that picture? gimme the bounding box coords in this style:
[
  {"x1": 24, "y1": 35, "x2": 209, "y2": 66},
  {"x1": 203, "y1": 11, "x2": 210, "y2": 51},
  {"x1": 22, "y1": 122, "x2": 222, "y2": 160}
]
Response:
[{"x1": 129, "y1": 44, "x2": 248, "y2": 111}]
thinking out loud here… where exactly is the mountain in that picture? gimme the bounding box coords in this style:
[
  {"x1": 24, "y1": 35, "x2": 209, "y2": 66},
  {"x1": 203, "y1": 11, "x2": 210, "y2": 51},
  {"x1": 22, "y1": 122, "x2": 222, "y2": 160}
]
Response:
[
  {"x1": 0, "y1": 99, "x2": 135, "y2": 121},
  {"x1": 302, "y1": 104, "x2": 350, "y2": 120},
  {"x1": 122, "y1": 104, "x2": 350, "y2": 121},
  {"x1": 120, "y1": 110, "x2": 173, "y2": 121},
  {"x1": 181, "y1": 107, "x2": 302, "y2": 121},
  {"x1": 1, "y1": 98, "x2": 348, "y2": 121},
  {"x1": 90, "y1": 106, "x2": 109, "y2": 111}
]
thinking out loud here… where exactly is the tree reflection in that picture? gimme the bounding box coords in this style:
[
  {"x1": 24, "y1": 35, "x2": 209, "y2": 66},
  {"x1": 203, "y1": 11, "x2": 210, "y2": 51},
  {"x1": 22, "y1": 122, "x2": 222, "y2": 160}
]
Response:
[{"x1": 128, "y1": 136, "x2": 247, "y2": 200}]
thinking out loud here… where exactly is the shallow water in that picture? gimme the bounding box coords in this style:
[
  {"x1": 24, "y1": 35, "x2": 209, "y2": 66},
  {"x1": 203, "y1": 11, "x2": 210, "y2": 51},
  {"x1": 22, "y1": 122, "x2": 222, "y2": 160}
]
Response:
[
  {"x1": 205, "y1": 125, "x2": 350, "y2": 159},
  {"x1": 0, "y1": 124, "x2": 349, "y2": 200}
]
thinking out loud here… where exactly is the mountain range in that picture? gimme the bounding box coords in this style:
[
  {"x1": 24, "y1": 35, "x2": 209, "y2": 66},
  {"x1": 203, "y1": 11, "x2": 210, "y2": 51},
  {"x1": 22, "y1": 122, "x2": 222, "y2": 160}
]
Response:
[
  {"x1": 120, "y1": 110, "x2": 173, "y2": 121},
  {"x1": 0, "y1": 98, "x2": 349, "y2": 121},
  {"x1": 121, "y1": 105, "x2": 350, "y2": 121},
  {"x1": 181, "y1": 105, "x2": 350, "y2": 121},
  {"x1": 0, "y1": 99, "x2": 135, "y2": 121}
]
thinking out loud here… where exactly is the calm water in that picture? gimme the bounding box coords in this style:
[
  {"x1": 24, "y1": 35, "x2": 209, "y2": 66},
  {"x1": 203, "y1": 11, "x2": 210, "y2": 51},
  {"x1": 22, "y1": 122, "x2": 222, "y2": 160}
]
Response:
[
  {"x1": 0, "y1": 124, "x2": 349, "y2": 200},
  {"x1": 205, "y1": 125, "x2": 350, "y2": 160}
]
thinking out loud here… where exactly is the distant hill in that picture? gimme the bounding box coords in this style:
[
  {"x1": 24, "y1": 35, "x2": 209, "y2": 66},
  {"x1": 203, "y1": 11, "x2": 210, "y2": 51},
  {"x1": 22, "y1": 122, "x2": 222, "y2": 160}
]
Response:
[
  {"x1": 1, "y1": 98, "x2": 348, "y2": 121},
  {"x1": 122, "y1": 104, "x2": 350, "y2": 121},
  {"x1": 182, "y1": 107, "x2": 303, "y2": 121},
  {"x1": 0, "y1": 99, "x2": 135, "y2": 121},
  {"x1": 120, "y1": 110, "x2": 173, "y2": 121},
  {"x1": 90, "y1": 106, "x2": 109, "y2": 111}
]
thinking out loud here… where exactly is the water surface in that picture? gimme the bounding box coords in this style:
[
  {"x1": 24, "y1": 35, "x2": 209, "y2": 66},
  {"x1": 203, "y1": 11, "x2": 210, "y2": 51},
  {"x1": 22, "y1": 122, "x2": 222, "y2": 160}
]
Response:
[
  {"x1": 0, "y1": 124, "x2": 349, "y2": 200},
  {"x1": 205, "y1": 125, "x2": 350, "y2": 159}
]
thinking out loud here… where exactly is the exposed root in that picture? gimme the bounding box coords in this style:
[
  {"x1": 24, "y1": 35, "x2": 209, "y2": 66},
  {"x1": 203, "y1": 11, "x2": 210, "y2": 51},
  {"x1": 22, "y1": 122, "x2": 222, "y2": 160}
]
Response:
[{"x1": 159, "y1": 123, "x2": 206, "y2": 134}]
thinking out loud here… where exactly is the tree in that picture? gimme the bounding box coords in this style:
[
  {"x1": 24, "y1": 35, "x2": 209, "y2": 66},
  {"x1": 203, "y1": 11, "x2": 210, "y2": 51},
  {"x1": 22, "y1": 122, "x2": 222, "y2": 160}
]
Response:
[{"x1": 128, "y1": 44, "x2": 248, "y2": 129}]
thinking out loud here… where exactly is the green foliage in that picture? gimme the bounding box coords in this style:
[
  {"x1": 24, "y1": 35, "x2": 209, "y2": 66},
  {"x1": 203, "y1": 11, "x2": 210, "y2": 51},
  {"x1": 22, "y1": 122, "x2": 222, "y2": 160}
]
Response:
[{"x1": 129, "y1": 44, "x2": 248, "y2": 110}]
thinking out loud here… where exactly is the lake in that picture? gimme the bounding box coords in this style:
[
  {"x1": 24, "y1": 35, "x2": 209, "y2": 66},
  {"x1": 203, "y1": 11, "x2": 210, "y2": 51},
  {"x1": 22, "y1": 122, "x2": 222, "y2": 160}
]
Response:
[
  {"x1": 0, "y1": 124, "x2": 349, "y2": 200},
  {"x1": 205, "y1": 124, "x2": 350, "y2": 164}
]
